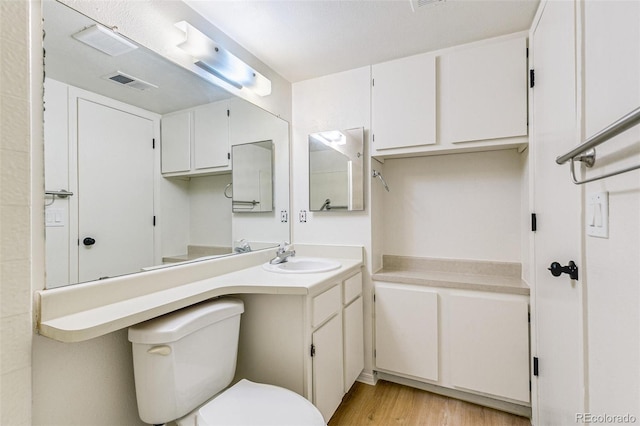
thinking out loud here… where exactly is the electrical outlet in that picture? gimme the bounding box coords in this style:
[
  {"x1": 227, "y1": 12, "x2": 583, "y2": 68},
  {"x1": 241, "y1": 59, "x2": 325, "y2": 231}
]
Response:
[
  {"x1": 299, "y1": 210, "x2": 307, "y2": 223},
  {"x1": 280, "y1": 210, "x2": 288, "y2": 223}
]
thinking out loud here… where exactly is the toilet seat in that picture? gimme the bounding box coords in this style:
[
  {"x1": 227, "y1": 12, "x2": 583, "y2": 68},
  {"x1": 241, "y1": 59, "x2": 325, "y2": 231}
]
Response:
[{"x1": 196, "y1": 379, "x2": 326, "y2": 426}]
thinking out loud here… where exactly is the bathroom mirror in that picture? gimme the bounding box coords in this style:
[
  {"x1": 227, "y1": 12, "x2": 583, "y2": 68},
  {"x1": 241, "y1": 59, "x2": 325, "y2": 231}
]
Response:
[
  {"x1": 43, "y1": 0, "x2": 290, "y2": 288},
  {"x1": 309, "y1": 128, "x2": 364, "y2": 211},
  {"x1": 231, "y1": 141, "x2": 274, "y2": 213}
]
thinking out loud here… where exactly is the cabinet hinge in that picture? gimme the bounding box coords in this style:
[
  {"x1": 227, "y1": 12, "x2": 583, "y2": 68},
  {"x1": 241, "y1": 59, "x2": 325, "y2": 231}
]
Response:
[
  {"x1": 152, "y1": 138, "x2": 155, "y2": 149},
  {"x1": 374, "y1": 349, "x2": 376, "y2": 358},
  {"x1": 310, "y1": 344, "x2": 316, "y2": 357},
  {"x1": 372, "y1": 134, "x2": 375, "y2": 143},
  {"x1": 77, "y1": 238, "x2": 80, "y2": 246},
  {"x1": 153, "y1": 216, "x2": 156, "y2": 227},
  {"x1": 529, "y1": 69, "x2": 535, "y2": 88},
  {"x1": 227, "y1": 109, "x2": 230, "y2": 117},
  {"x1": 533, "y1": 357, "x2": 539, "y2": 376},
  {"x1": 528, "y1": 312, "x2": 531, "y2": 323},
  {"x1": 526, "y1": 47, "x2": 529, "y2": 58},
  {"x1": 372, "y1": 78, "x2": 375, "y2": 87},
  {"x1": 529, "y1": 380, "x2": 532, "y2": 391},
  {"x1": 373, "y1": 294, "x2": 376, "y2": 302},
  {"x1": 531, "y1": 213, "x2": 537, "y2": 232},
  {"x1": 227, "y1": 152, "x2": 231, "y2": 160}
]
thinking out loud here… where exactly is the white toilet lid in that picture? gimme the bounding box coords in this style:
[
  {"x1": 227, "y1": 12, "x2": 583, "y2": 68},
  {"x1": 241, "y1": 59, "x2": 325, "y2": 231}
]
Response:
[{"x1": 197, "y1": 379, "x2": 326, "y2": 426}]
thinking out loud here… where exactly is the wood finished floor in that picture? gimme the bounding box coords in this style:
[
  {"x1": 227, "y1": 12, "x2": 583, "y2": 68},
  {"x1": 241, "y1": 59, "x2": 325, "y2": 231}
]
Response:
[{"x1": 328, "y1": 381, "x2": 531, "y2": 426}]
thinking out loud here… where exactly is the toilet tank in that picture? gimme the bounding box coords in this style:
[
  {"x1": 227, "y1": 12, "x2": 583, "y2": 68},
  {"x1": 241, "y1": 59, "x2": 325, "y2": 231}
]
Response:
[{"x1": 128, "y1": 298, "x2": 244, "y2": 425}]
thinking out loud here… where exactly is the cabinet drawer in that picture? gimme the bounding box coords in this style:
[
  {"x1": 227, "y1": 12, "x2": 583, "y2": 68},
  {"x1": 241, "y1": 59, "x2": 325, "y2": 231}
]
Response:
[
  {"x1": 313, "y1": 285, "x2": 341, "y2": 327},
  {"x1": 343, "y1": 272, "x2": 362, "y2": 305}
]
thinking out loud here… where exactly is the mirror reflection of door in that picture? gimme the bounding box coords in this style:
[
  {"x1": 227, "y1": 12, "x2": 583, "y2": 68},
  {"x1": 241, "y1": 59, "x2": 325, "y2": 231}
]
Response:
[{"x1": 76, "y1": 97, "x2": 155, "y2": 282}]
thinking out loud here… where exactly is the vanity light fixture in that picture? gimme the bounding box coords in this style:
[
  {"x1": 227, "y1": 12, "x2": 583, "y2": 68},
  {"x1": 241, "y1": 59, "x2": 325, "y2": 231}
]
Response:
[
  {"x1": 72, "y1": 24, "x2": 138, "y2": 57},
  {"x1": 175, "y1": 21, "x2": 272, "y2": 97},
  {"x1": 310, "y1": 130, "x2": 347, "y2": 147}
]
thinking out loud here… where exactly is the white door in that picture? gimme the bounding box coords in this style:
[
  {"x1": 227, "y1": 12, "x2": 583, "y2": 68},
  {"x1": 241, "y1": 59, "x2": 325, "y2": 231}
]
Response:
[
  {"x1": 77, "y1": 99, "x2": 155, "y2": 282},
  {"x1": 530, "y1": 1, "x2": 585, "y2": 423}
]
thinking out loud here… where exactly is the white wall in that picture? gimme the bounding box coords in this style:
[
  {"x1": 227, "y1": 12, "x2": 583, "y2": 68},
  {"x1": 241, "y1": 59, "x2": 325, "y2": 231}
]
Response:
[
  {"x1": 583, "y1": 0, "x2": 640, "y2": 418},
  {"x1": 292, "y1": 66, "x2": 376, "y2": 375},
  {"x1": 382, "y1": 149, "x2": 524, "y2": 262},
  {"x1": 1, "y1": 0, "x2": 39, "y2": 424},
  {"x1": 189, "y1": 175, "x2": 232, "y2": 247}
]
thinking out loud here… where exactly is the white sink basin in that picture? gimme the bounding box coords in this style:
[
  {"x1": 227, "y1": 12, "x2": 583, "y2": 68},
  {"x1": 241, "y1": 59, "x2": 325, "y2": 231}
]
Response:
[{"x1": 262, "y1": 257, "x2": 341, "y2": 274}]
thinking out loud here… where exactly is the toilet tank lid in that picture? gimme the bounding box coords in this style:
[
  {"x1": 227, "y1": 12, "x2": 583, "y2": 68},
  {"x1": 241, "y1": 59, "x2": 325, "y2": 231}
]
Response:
[{"x1": 128, "y1": 298, "x2": 244, "y2": 344}]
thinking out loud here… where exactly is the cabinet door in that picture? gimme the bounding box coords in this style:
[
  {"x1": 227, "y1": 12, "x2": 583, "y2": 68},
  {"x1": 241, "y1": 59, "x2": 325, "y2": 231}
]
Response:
[
  {"x1": 194, "y1": 102, "x2": 229, "y2": 170},
  {"x1": 440, "y1": 37, "x2": 527, "y2": 144},
  {"x1": 372, "y1": 53, "x2": 436, "y2": 151},
  {"x1": 374, "y1": 283, "x2": 439, "y2": 381},
  {"x1": 343, "y1": 296, "x2": 364, "y2": 393},
  {"x1": 312, "y1": 313, "x2": 344, "y2": 423},
  {"x1": 161, "y1": 111, "x2": 191, "y2": 173},
  {"x1": 449, "y1": 294, "x2": 529, "y2": 403}
]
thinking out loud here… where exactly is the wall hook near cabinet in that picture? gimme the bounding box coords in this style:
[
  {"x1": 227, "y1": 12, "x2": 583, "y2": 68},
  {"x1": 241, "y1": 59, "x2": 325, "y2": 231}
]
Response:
[
  {"x1": 224, "y1": 183, "x2": 233, "y2": 199},
  {"x1": 372, "y1": 170, "x2": 390, "y2": 192}
]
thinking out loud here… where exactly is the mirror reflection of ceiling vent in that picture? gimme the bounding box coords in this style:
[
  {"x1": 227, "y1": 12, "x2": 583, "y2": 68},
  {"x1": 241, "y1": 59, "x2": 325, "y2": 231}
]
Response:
[
  {"x1": 102, "y1": 71, "x2": 158, "y2": 91},
  {"x1": 410, "y1": 0, "x2": 446, "y2": 12}
]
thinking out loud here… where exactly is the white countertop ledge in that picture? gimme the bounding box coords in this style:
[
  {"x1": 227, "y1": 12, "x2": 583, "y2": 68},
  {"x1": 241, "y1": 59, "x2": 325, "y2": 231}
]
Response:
[{"x1": 36, "y1": 244, "x2": 364, "y2": 343}]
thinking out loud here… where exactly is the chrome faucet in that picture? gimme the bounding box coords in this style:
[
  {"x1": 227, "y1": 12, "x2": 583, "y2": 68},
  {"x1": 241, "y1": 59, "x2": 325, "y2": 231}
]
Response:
[{"x1": 269, "y1": 242, "x2": 296, "y2": 264}]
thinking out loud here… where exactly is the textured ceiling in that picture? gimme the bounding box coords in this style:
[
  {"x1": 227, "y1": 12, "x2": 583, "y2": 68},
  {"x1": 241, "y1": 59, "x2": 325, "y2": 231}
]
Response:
[{"x1": 185, "y1": 0, "x2": 540, "y2": 83}]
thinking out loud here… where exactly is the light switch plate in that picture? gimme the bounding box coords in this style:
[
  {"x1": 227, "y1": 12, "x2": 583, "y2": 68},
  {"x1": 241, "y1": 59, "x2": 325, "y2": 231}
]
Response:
[
  {"x1": 45, "y1": 207, "x2": 65, "y2": 227},
  {"x1": 587, "y1": 192, "x2": 608, "y2": 238}
]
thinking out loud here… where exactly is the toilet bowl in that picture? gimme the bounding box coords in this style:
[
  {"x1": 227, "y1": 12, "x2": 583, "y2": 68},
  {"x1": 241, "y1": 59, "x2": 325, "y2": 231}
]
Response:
[{"x1": 128, "y1": 298, "x2": 325, "y2": 426}]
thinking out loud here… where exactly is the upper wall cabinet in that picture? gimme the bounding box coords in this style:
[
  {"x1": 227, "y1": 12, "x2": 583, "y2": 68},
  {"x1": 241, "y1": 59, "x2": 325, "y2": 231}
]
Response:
[
  {"x1": 371, "y1": 53, "x2": 437, "y2": 151},
  {"x1": 439, "y1": 37, "x2": 528, "y2": 145},
  {"x1": 161, "y1": 100, "x2": 230, "y2": 177},
  {"x1": 371, "y1": 33, "x2": 528, "y2": 159}
]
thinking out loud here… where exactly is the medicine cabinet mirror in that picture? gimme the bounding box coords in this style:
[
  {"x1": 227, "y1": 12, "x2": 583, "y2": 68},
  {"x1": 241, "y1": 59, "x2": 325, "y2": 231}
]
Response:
[
  {"x1": 309, "y1": 128, "x2": 364, "y2": 212},
  {"x1": 231, "y1": 141, "x2": 274, "y2": 212},
  {"x1": 43, "y1": 0, "x2": 290, "y2": 288}
]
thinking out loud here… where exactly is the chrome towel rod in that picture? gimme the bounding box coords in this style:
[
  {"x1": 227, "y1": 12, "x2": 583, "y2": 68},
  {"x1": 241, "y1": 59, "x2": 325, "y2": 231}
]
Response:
[
  {"x1": 556, "y1": 106, "x2": 640, "y2": 185},
  {"x1": 45, "y1": 189, "x2": 73, "y2": 198}
]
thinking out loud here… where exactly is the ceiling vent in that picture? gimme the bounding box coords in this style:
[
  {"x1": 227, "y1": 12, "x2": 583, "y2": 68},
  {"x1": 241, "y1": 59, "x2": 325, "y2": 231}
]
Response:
[
  {"x1": 102, "y1": 71, "x2": 158, "y2": 91},
  {"x1": 410, "y1": 0, "x2": 446, "y2": 12}
]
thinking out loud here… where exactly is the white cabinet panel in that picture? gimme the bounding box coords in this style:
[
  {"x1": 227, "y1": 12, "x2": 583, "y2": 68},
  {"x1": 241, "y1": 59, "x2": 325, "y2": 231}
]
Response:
[
  {"x1": 194, "y1": 102, "x2": 229, "y2": 170},
  {"x1": 343, "y1": 296, "x2": 364, "y2": 393},
  {"x1": 440, "y1": 37, "x2": 528, "y2": 144},
  {"x1": 343, "y1": 271, "x2": 362, "y2": 305},
  {"x1": 312, "y1": 284, "x2": 341, "y2": 327},
  {"x1": 161, "y1": 111, "x2": 191, "y2": 173},
  {"x1": 449, "y1": 294, "x2": 530, "y2": 403},
  {"x1": 375, "y1": 283, "x2": 439, "y2": 381},
  {"x1": 372, "y1": 53, "x2": 436, "y2": 151},
  {"x1": 312, "y1": 313, "x2": 344, "y2": 423}
]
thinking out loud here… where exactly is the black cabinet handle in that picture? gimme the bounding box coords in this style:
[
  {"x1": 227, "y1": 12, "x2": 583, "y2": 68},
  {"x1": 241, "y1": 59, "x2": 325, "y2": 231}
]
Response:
[
  {"x1": 548, "y1": 261, "x2": 578, "y2": 280},
  {"x1": 83, "y1": 237, "x2": 96, "y2": 246}
]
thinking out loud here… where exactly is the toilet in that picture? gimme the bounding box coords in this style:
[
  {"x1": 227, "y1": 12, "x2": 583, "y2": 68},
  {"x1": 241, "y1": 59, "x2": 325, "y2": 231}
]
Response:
[{"x1": 128, "y1": 298, "x2": 326, "y2": 426}]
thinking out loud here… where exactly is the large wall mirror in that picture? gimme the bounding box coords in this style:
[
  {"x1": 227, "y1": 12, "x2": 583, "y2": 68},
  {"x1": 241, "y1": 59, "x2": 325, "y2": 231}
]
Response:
[
  {"x1": 309, "y1": 128, "x2": 364, "y2": 211},
  {"x1": 43, "y1": 1, "x2": 290, "y2": 288}
]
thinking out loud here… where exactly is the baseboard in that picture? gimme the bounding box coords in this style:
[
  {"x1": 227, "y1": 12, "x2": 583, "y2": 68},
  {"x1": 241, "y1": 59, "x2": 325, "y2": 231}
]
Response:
[
  {"x1": 356, "y1": 370, "x2": 377, "y2": 386},
  {"x1": 376, "y1": 371, "x2": 532, "y2": 419}
]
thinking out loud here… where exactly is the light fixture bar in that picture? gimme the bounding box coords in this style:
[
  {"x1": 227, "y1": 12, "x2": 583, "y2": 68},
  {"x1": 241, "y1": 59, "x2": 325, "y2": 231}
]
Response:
[
  {"x1": 175, "y1": 21, "x2": 272, "y2": 96},
  {"x1": 72, "y1": 24, "x2": 138, "y2": 57}
]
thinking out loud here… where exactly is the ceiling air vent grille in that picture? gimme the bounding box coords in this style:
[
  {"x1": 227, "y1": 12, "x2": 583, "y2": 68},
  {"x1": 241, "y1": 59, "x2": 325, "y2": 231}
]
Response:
[
  {"x1": 410, "y1": 0, "x2": 446, "y2": 12},
  {"x1": 102, "y1": 71, "x2": 158, "y2": 91}
]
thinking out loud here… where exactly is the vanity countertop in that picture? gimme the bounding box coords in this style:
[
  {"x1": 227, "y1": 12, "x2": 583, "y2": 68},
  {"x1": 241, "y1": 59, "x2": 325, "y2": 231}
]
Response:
[
  {"x1": 372, "y1": 255, "x2": 529, "y2": 296},
  {"x1": 37, "y1": 245, "x2": 363, "y2": 343}
]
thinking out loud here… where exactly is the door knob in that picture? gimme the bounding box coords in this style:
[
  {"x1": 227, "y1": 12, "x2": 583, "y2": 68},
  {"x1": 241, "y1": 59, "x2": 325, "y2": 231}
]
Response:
[
  {"x1": 83, "y1": 237, "x2": 96, "y2": 246},
  {"x1": 548, "y1": 261, "x2": 578, "y2": 280}
]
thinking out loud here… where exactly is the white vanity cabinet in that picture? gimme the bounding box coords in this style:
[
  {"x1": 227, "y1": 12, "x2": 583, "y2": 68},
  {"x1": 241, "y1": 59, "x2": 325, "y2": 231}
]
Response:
[
  {"x1": 374, "y1": 281, "x2": 530, "y2": 406},
  {"x1": 371, "y1": 52, "x2": 437, "y2": 152},
  {"x1": 161, "y1": 101, "x2": 230, "y2": 176},
  {"x1": 234, "y1": 270, "x2": 364, "y2": 423}
]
